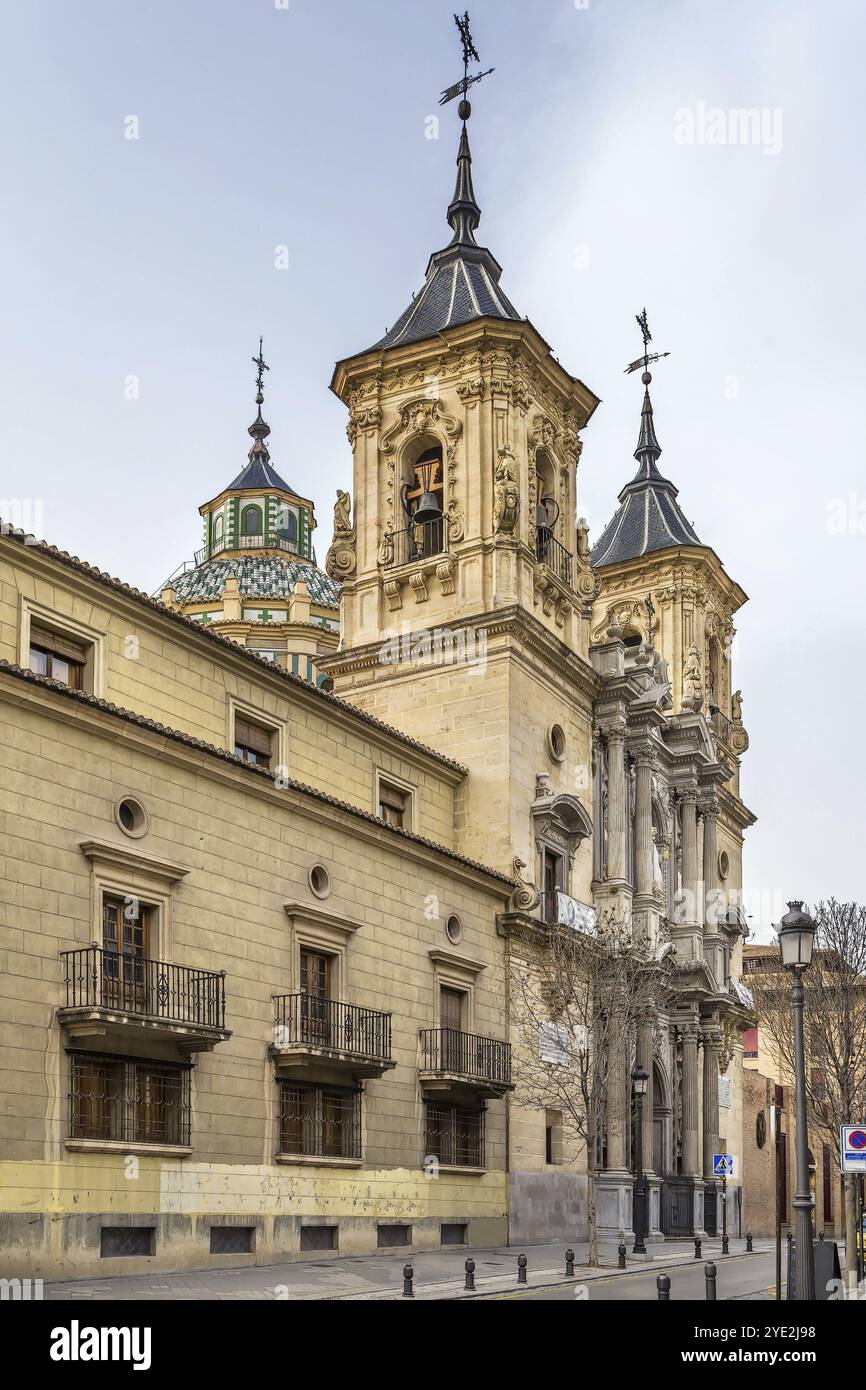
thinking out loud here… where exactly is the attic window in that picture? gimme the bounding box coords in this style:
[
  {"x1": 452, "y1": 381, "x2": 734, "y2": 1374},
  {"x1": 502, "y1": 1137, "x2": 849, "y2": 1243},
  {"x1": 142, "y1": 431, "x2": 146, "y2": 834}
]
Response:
[
  {"x1": 234, "y1": 715, "x2": 274, "y2": 769},
  {"x1": 28, "y1": 624, "x2": 88, "y2": 690}
]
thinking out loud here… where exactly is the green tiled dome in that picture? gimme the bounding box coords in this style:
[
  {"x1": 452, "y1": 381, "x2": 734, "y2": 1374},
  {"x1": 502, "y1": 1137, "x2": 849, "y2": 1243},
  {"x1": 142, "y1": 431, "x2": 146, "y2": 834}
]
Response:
[{"x1": 173, "y1": 556, "x2": 340, "y2": 609}]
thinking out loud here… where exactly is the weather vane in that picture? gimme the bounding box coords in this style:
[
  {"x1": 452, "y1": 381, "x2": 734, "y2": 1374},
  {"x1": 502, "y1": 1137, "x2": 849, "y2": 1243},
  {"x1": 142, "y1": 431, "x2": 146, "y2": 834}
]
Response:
[
  {"x1": 624, "y1": 308, "x2": 671, "y2": 380},
  {"x1": 439, "y1": 11, "x2": 494, "y2": 113},
  {"x1": 252, "y1": 336, "x2": 269, "y2": 405}
]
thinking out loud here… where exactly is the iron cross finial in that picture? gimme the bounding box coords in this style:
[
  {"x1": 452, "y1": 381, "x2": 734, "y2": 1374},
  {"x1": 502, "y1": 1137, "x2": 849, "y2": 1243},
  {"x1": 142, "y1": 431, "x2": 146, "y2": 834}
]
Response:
[
  {"x1": 624, "y1": 308, "x2": 671, "y2": 379},
  {"x1": 252, "y1": 337, "x2": 269, "y2": 405},
  {"x1": 440, "y1": 11, "x2": 494, "y2": 110}
]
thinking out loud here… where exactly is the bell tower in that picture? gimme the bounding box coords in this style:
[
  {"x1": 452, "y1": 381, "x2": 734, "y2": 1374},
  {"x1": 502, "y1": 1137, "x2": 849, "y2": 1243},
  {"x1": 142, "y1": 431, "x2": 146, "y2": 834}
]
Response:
[{"x1": 322, "y1": 44, "x2": 600, "y2": 883}]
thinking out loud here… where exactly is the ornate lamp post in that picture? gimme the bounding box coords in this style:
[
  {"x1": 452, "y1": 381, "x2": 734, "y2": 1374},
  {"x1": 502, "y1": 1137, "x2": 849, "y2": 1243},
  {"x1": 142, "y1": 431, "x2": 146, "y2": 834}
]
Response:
[
  {"x1": 776, "y1": 901, "x2": 817, "y2": 1300},
  {"x1": 632, "y1": 1064, "x2": 649, "y2": 1255}
]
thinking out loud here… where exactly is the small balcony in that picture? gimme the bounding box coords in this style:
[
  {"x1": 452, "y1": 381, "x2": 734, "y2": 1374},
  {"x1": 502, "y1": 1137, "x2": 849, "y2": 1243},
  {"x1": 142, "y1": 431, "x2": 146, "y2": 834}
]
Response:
[
  {"x1": 271, "y1": 994, "x2": 396, "y2": 1081},
  {"x1": 59, "y1": 946, "x2": 230, "y2": 1053},
  {"x1": 540, "y1": 890, "x2": 598, "y2": 935},
  {"x1": 535, "y1": 528, "x2": 573, "y2": 587},
  {"x1": 419, "y1": 1027, "x2": 513, "y2": 1099},
  {"x1": 708, "y1": 705, "x2": 733, "y2": 746},
  {"x1": 381, "y1": 517, "x2": 446, "y2": 569},
  {"x1": 194, "y1": 533, "x2": 302, "y2": 566}
]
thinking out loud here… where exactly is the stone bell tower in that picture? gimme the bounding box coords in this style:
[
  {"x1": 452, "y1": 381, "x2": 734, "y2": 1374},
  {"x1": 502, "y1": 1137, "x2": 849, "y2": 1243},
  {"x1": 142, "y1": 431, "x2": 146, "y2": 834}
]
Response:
[{"x1": 322, "y1": 99, "x2": 600, "y2": 886}]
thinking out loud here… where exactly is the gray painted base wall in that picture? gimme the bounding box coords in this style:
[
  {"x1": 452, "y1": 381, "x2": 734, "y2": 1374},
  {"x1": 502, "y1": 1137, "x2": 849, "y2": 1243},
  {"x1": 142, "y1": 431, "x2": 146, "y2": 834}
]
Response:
[{"x1": 508, "y1": 1169, "x2": 588, "y2": 1244}]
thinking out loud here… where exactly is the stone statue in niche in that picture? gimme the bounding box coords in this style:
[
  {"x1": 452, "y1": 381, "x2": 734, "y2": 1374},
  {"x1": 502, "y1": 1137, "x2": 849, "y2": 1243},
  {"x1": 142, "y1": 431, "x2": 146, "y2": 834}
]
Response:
[
  {"x1": 325, "y1": 488, "x2": 357, "y2": 581},
  {"x1": 576, "y1": 516, "x2": 591, "y2": 562},
  {"x1": 731, "y1": 689, "x2": 743, "y2": 723},
  {"x1": 494, "y1": 444, "x2": 520, "y2": 535},
  {"x1": 681, "y1": 644, "x2": 703, "y2": 712}
]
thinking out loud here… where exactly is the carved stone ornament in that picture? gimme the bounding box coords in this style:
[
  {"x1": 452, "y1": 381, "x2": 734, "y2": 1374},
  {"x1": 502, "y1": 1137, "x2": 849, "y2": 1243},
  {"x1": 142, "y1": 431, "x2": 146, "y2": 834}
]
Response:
[
  {"x1": 681, "y1": 643, "x2": 703, "y2": 712},
  {"x1": 510, "y1": 857, "x2": 541, "y2": 912},
  {"x1": 493, "y1": 444, "x2": 520, "y2": 535},
  {"x1": 324, "y1": 488, "x2": 356, "y2": 581}
]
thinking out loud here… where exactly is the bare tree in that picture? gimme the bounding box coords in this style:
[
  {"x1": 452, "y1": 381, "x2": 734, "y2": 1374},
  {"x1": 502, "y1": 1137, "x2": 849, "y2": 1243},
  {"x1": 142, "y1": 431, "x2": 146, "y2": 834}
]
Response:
[
  {"x1": 751, "y1": 900, "x2": 866, "y2": 1283},
  {"x1": 510, "y1": 907, "x2": 665, "y2": 1266}
]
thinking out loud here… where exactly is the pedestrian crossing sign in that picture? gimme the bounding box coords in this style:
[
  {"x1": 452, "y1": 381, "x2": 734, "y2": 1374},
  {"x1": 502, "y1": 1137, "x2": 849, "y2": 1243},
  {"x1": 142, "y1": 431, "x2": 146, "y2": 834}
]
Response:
[{"x1": 713, "y1": 1153, "x2": 734, "y2": 1176}]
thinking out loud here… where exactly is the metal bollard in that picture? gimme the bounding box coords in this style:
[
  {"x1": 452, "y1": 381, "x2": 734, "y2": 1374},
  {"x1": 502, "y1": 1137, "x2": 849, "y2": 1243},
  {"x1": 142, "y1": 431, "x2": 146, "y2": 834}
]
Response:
[
  {"x1": 722, "y1": 1232, "x2": 729, "y2": 1255},
  {"x1": 402, "y1": 1263, "x2": 414, "y2": 1298},
  {"x1": 657, "y1": 1273, "x2": 671, "y2": 1301},
  {"x1": 464, "y1": 1258, "x2": 475, "y2": 1291},
  {"x1": 746, "y1": 1232, "x2": 753, "y2": 1252},
  {"x1": 705, "y1": 1261, "x2": 717, "y2": 1301},
  {"x1": 694, "y1": 1236, "x2": 702, "y2": 1260},
  {"x1": 517, "y1": 1253, "x2": 528, "y2": 1284},
  {"x1": 618, "y1": 1242, "x2": 627, "y2": 1269},
  {"x1": 565, "y1": 1248, "x2": 575, "y2": 1277}
]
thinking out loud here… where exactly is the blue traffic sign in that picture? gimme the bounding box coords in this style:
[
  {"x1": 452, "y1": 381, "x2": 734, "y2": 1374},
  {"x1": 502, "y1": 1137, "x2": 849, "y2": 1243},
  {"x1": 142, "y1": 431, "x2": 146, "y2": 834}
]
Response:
[{"x1": 713, "y1": 1153, "x2": 734, "y2": 1176}]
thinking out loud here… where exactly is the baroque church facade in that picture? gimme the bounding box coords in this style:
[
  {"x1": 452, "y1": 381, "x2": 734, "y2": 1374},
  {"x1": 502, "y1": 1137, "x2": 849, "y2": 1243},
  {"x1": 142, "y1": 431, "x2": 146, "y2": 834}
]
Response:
[{"x1": 0, "y1": 95, "x2": 755, "y2": 1276}]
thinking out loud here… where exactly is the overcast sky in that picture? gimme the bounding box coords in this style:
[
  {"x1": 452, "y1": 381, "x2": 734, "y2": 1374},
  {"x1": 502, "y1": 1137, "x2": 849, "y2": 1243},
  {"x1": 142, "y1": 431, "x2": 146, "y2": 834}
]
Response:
[{"x1": 2, "y1": 0, "x2": 863, "y2": 934}]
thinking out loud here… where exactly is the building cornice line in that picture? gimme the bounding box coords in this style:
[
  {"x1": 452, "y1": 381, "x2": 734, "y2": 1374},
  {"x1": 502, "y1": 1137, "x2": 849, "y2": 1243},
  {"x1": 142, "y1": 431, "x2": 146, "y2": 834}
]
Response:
[{"x1": 0, "y1": 663, "x2": 511, "y2": 893}]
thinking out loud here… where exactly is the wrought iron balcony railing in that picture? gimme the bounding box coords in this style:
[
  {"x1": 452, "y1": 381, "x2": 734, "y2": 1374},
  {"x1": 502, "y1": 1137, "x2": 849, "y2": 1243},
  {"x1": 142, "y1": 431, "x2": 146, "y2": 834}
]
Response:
[
  {"x1": 381, "y1": 517, "x2": 446, "y2": 569},
  {"x1": 194, "y1": 533, "x2": 301, "y2": 565},
  {"x1": 61, "y1": 947, "x2": 226, "y2": 1030},
  {"x1": 540, "y1": 890, "x2": 598, "y2": 935},
  {"x1": 535, "y1": 528, "x2": 573, "y2": 587},
  {"x1": 273, "y1": 994, "x2": 392, "y2": 1062},
  {"x1": 708, "y1": 706, "x2": 733, "y2": 747},
  {"x1": 420, "y1": 1027, "x2": 511, "y2": 1087}
]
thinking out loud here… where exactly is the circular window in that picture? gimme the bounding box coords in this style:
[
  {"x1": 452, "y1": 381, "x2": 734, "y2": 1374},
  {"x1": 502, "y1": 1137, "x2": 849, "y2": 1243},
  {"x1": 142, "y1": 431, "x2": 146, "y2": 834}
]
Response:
[
  {"x1": 115, "y1": 796, "x2": 148, "y2": 839},
  {"x1": 445, "y1": 914, "x2": 463, "y2": 945},
  {"x1": 546, "y1": 723, "x2": 567, "y2": 763},
  {"x1": 718, "y1": 850, "x2": 730, "y2": 881},
  {"x1": 309, "y1": 864, "x2": 331, "y2": 899}
]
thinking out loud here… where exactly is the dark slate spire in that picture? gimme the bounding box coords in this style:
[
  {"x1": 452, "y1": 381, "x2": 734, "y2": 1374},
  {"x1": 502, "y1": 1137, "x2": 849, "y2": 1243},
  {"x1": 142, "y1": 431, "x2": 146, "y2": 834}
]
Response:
[
  {"x1": 446, "y1": 124, "x2": 481, "y2": 247},
  {"x1": 222, "y1": 340, "x2": 296, "y2": 494},
  {"x1": 591, "y1": 370, "x2": 702, "y2": 568},
  {"x1": 367, "y1": 116, "x2": 522, "y2": 353}
]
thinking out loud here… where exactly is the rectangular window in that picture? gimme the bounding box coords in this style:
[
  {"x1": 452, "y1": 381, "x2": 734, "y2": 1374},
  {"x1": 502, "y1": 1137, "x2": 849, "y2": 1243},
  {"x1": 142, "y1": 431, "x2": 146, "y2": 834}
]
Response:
[
  {"x1": 69, "y1": 1053, "x2": 191, "y2": 1147},
  {"x1": 278, "y1": 1082, "x2": 360, "y2": 1159},
  {"x1": 377, "y1": 1224, "x2": 411, "y2": 1248},
  {"x1": 210, "y1": 1227, "x2": 255, "y2": 1255},
  {"x1": 28, "y1": 623, "x2": 87, "y2": 689},
  {"x1": 425, "y1": 1103, "x2": 485, "y2": 1169},
  {"x1": 378, "y1": 779, "x2": 410, "y2": 828},
  {"x1": 234, "y1": 715, "x2": 274, "y2": 769},
  {"x1": 299, "y1": 949, "x2": 332, "y2": 1046},
  {"x1": 440, "y1": 1223, "x2": 467, "y2": 1246},
  {"x1": 439, "y1": 986, "x2": 466, "y2": 1071},
  {"x1": 300, "y1": 1225, "x2": 338, "y2": 1252},
  {"x1": 101, "y1": 895, "x2": 152, "y2": 1012},
  {"x1": 545, "y1": 1108, "x2": 563, "y2": 1165},
  {"x1": 100, "y1": 1227, "x2": 155, "y2": 1258}
]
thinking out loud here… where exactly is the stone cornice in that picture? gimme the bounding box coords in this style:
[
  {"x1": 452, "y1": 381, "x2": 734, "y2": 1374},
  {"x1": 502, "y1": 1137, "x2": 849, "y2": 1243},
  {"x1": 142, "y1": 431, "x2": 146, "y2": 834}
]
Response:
[
  {"x1": 321, "y1": 604, "x2": 599, "y2": 706},
  {"x1": 283, "y1": 901, "x2": 362, "y2": 937},
  {"x1": 78, "y1": 839, "x2": 190, "y2": 883},
  {"x1": 595, "y1": 546, "x2": 748, "y2": 614},
  {"x1": 0, "y1": 529, "x2": 464, "y2": 780},
  {"x1": 0, "y1": 665, "x2": 513, "y2": 897}
]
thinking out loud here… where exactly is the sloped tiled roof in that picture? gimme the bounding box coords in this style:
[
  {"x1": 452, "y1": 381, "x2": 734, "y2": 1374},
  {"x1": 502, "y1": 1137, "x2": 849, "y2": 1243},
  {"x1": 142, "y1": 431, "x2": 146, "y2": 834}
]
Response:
[
  {"x1": 591, "y1": 385, "x2": 702, "y2": 568},
  {"x1": 173, "y1": 555, "x2": 340, "y2": 609},
  {"x1": 366, "y1": 124, "x2": 523, "y2": 353}
]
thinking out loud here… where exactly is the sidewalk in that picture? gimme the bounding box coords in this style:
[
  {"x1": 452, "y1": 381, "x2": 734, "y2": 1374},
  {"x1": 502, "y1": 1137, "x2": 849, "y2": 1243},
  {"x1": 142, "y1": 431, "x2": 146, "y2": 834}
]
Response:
[{"x1": 46, "y1": 1237, "x2": 773, "y2": 1302}]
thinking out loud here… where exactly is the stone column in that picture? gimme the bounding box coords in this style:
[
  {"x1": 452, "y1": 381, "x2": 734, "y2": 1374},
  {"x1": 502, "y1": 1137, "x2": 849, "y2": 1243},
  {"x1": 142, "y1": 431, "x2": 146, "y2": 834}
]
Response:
[
  {"x1": 702, "y1": 797, "x2": 719, "y2": 930},
  {"x1": 606, "y1": 724, "x2": 627, "y2": 884},
  {"x1": 633, "y1": 743, "x2": 654, "y2": 901},
  {"x1": 681, "y1": 786, "x2": 699, "y2": 928},
  {"x1": 637, "y1": 1015, "x2": 654, "y2": 1173},
  {"x1": 702, "y1": 1029, "x2": 721, "y2": 1179},
  {"x1": 681, "y1": 1023, "x2": 701, "y2": 1178},
  {"x1": 592, "y1": 731, "x2": 604, "y2": 883},
  {"x1": 606, "y1": 1017, "x2": 627, "y2": 1172}
]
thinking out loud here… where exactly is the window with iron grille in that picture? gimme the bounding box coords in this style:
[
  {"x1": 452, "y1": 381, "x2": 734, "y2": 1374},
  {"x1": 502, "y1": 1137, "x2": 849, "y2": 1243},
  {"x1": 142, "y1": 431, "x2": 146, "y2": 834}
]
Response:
[
  {"x1": 69, "y1": 1052, "x2": 191, "y2": 1147},
  {"x1": 425, "y1": 1102, "x2": 485, "y2": 1168},
  {"x1": 278, "y1": 1082, "x2": 361, "y2": 1159}
]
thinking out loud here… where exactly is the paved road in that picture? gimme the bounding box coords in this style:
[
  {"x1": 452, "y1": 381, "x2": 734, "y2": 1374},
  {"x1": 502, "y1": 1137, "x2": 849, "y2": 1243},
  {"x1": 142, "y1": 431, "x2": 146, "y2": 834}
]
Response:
[{"x1": 486, "y1": 1251, "x2": 781, "y2": 1301}]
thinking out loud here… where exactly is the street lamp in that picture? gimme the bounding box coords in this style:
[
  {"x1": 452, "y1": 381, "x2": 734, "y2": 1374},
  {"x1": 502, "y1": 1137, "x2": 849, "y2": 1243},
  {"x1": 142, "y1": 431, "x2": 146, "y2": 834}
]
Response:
[
  {"x1": 776, "y1": 900, "x2": 817, "y2": 1300},
  {"x1": 632, "y1": 1064, "x2": 649, "y2": 1255}
]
